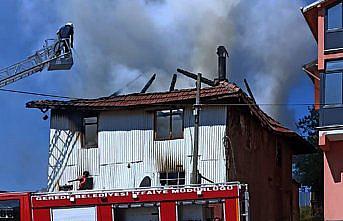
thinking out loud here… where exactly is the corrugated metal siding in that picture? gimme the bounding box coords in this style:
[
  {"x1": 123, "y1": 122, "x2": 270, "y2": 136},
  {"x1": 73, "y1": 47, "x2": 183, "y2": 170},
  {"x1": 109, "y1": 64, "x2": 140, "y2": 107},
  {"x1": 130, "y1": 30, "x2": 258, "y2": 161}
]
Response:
[
  {"x1": 48, "y1": 106, "x2": 227, "y2": 191},
  {"x1": 49, "y1": 111, "x2": 82, "y2": 191},
  {"x1": 50, "y1": 110, "x2": 82, "y2": 131},
  {"x1": 99, "y1": 110, "x2": 147, "y2": 165},
  {"x1": 59, "y1": 165, "x2": 78, "y2": 190},
  {"x1": 78, "y1": 148, "x2": 99, "y2": 175},
  {"x1": 199, "y1": 159, "x2": 226, "y2": 184}
]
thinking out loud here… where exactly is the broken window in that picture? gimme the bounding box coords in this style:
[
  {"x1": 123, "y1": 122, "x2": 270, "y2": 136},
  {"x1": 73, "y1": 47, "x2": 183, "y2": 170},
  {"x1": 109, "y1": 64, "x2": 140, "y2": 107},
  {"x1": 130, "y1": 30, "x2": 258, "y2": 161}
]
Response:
[
  {"x1": 155, "y1": 109, "x2": 183, "y2": 140},
  {"x1": 160, "y1": 171, "x2": 185, "y2": 186},
  {"x1": 83, "y1": 116, "x2": 98, "y2": 148}
]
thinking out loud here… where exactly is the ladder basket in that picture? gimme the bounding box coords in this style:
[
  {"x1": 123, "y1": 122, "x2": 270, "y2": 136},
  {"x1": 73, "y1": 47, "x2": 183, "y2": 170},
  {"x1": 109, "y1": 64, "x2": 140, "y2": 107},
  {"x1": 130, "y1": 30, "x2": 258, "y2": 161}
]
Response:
[{"x1": 48, "y1": 53, "x2": 73, "y2": 71}]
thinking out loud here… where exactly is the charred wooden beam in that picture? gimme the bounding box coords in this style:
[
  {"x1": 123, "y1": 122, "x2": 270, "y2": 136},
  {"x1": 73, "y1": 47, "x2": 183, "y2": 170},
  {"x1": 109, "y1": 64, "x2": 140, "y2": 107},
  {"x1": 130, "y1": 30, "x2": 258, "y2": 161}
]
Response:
[
  {"x1": 176, "y1": 68, "x2": 215, "y2": 86},
  {"x1": 169, "y1": 74, "x2": 177, "y2": 91},
  {"x1": 243, "y1": 78, "x2": 256, "y2": 104},
  {"x1": 140, "y1": 74, "x2": 156, "y2": 93}
]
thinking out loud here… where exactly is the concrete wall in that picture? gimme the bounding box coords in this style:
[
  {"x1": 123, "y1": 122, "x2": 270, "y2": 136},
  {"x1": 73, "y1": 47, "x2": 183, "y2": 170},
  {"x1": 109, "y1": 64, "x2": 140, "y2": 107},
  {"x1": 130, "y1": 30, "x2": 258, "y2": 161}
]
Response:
[
  {"x1": 227, "y1": 106, "x2": 296, "y2": 221},
  {"x1": 324, "y1": 140, "x2": 343, "y2": 220},
  {"x1": 48, "y1": 106, "x2": 227, "y2": 191}
]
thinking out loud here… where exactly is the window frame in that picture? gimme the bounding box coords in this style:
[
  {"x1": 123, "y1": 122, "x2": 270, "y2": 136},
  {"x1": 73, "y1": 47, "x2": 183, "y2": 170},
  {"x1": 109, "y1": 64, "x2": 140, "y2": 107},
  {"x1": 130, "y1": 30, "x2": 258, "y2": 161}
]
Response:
[
  {"x1": 325, "y1": 1, "x2": 343, "y2": 52},
  {"x1": 154, "y1": 108, "x2": 184, "y2": 141},
  {"x1": 51, "y1": 207, "x2": 97, "y2": 221},
  {"x1": 178, "y1": 202, "x2": 224, "y2": 221},
  {"x1": 82, "y1": 115, "x2": 99, "y2": 149},
  {"x1": 322, "y1": 59, "x2": 343, "y2": 108},
  {"x1": 159, "y1": 171, "x2": 185, "y2": 186},
  {"x1": 326, "y1": 59, "x2": 343, "y2": 72},
  {"x1": 325, "y1": 1, "x2": 343, "y2": 32},
  {"x1": 0, "y1": 199, "x2": 20, "y2": 221}
]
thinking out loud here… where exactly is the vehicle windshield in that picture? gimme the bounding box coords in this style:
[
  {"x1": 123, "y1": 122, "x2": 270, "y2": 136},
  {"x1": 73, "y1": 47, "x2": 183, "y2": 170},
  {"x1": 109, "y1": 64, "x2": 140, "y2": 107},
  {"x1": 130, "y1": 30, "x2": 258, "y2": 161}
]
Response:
[{"x1": 0, "y1": 199, "x2": 20, "y2": 221}]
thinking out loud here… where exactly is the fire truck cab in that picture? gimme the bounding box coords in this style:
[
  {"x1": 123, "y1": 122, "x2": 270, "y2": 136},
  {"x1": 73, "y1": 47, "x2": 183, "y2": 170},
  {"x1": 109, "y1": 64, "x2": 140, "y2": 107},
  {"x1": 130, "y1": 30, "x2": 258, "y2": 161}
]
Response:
[
  {"x1": 0, "y1": 192, "x2": 31, "y2": 221},
  {"x1": 0, "y1": 183, "x2": 248, "y2": 221}
]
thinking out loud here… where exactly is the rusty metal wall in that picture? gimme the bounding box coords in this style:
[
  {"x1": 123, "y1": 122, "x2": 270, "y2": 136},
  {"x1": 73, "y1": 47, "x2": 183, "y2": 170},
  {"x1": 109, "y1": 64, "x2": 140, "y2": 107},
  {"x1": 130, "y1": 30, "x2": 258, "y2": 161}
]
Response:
[{"x1": 48, "y1": 106, "x2": 227, "y2": 191}]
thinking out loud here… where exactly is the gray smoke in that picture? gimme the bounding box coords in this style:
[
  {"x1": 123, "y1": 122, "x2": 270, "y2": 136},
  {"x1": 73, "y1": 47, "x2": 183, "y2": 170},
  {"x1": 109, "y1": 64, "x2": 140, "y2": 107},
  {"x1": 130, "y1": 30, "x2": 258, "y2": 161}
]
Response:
[
  {"x1": 228, "y1": 1, "x2": 316, "y2": 126},
  {"x1": 19, "y1": 0, "x2": 316, "y2": 127}
]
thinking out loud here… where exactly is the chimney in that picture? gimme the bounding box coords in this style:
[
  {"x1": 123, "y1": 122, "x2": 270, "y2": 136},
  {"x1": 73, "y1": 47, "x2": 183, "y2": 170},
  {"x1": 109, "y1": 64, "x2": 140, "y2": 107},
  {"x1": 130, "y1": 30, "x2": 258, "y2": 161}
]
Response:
[{"x1": 216, "y1": 46, "x2": 229, "y2": 82}]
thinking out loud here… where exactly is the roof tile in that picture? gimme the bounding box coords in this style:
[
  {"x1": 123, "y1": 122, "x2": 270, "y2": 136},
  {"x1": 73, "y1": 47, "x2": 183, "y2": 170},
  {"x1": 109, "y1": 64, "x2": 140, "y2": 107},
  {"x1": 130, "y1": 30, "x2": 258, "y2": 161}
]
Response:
[{"x1": 26, "y1": 81, "x2": 313, "y2": 153}]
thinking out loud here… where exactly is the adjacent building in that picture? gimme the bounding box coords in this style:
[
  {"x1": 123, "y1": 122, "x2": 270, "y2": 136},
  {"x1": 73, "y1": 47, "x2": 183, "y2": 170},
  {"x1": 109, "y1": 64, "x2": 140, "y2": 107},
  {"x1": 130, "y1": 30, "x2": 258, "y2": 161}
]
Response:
[
  {"x1": 27, "y1": 49, "x2": 312, "y2": 221},
  {"x1": 302, "y1": 0, "x2": 343, "y2": 220}
]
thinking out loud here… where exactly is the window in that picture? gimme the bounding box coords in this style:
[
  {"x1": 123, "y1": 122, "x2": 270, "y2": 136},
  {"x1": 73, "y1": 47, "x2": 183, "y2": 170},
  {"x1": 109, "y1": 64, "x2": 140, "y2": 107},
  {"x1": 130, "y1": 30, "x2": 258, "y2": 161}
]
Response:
[
  {"x1": 83, "y1": 116, "x2": 98, "y2": 148},
  {"x1": 114, "y1": 207, "x2": 159, "y2": 221},
  {"x1": 326, "y1": 59, "x2": 343, "y2": 72},
  {"x1": 325, "y1": 2, "x2": 343, "y2": 50},
  {"x1": 325, "y1": 72, "x2": 343, "y2": 105},
  {"x1": 178, "y1": 202, "x2": 224, "y2": 221},
  {"x1": 155, "y1": 109, "x2": 183, "y2": 140},
  {"x1": 323, "y1": 60, "x2": 343, "y2": 106},
  {"x1": 0, "y1": 200, "x2": 20, "y2": 221},
  {"x1": 327, "y1": 2, "x2": 343, "y2": 30},
  {"x1": 52, "y1": 207, "x2": 96, "y2": 221},
  {"x1": 160, "y1": 171, "x2": 185, "y2": 186}
]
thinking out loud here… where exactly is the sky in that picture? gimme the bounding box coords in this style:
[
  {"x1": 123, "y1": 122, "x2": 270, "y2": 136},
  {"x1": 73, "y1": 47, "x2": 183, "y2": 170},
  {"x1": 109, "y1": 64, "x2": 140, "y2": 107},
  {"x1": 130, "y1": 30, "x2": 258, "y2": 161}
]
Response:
[{"x1": 0, "y1": 0, "x2": 318, "y2": 191}]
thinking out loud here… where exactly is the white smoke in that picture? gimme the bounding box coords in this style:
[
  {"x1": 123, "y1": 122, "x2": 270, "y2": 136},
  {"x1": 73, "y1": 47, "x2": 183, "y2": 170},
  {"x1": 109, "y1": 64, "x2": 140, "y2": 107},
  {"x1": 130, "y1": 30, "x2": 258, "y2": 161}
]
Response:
[{"x1": 19, "y1": 0, "x2": 316, "y2": 127}]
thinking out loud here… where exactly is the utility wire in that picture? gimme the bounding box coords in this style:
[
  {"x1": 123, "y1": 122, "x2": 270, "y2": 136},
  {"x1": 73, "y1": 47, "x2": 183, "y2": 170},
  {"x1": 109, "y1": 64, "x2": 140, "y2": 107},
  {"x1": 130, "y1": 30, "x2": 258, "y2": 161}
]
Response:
[
  {"x1": 195, "y1": 103, "x2": 317, "y2": 106},
  {"x1": 112, "y1": 72, "x2": 146, "y2": 95},
  {"x1": 0, "y1": 88, "x2": 79, "y2": 99},
  {"x1": 72, "y1": 47, "x2": 145, "y2": 96},
  {"x1": 0, "y1": 87, "x2": 318, "y2": 106}
]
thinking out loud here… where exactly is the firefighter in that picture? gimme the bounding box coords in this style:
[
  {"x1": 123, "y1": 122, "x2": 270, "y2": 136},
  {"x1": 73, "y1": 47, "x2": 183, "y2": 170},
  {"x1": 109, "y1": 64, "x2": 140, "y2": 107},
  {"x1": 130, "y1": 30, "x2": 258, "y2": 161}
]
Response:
[
  {"x1": 68, "y1": 171, "x2": 92, "y2": 190},
  {"x1": 56, "y1": 22, "x2": 74, "y2": 55},
  {"x1": 78, "y1": 171, "x2": 90, "y2": 190}
]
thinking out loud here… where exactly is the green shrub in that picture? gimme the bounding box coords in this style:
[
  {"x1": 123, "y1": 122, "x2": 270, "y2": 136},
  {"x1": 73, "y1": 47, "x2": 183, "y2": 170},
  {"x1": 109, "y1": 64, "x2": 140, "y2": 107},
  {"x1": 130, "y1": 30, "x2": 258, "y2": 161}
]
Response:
[{"x1": 300, "y1": 206, "x2": 323, "y2": 221}]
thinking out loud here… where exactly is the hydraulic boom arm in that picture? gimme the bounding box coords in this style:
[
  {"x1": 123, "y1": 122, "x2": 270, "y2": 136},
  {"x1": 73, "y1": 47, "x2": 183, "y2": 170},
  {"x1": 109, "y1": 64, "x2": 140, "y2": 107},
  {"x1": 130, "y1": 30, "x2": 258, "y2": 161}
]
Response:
[{"x1": 0, "y1": 38, "x2": 73, "y2": 88}]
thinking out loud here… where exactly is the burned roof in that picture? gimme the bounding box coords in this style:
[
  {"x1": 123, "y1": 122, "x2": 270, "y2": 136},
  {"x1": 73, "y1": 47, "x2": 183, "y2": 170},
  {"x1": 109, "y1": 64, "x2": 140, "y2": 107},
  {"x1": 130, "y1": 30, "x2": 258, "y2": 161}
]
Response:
[
  {"x1": 27, "y1": 81, "x2": 314, "y2": 153},
  {"x1": 26, "y1": 82, "x2": 241, "y2": 110}
]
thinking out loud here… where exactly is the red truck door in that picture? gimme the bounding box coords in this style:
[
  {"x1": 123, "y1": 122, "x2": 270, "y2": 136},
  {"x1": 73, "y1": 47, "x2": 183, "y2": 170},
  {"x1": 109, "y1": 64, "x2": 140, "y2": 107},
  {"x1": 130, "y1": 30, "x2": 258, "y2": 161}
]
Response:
[{"x1": 0, "y1": 192, "x2": 31, "y2": 221}]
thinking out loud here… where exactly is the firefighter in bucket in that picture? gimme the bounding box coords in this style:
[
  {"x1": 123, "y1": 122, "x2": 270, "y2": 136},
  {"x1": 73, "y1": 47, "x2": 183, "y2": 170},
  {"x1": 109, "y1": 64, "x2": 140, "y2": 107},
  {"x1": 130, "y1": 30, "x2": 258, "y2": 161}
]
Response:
[{"x1": 55, "y1": 22, "x2": 74, "y2": 56}]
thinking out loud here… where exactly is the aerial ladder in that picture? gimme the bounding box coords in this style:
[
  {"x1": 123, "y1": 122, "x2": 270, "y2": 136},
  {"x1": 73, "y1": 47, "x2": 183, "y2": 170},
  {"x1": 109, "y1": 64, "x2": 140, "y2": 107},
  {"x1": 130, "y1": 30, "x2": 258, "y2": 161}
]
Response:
[
  {"x1": 0, "y1": 37, "x2": 73, "y2": 88},
  {"x1": 0, "y1": 30, "x2": 74, "y2": 192}
]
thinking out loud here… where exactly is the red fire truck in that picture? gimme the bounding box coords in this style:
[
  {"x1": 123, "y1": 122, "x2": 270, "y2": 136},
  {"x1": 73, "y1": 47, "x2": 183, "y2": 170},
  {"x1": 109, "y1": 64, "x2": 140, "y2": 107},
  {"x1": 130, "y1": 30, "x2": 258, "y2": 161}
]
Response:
[{"x1": 0, "y1": 182, "x2": 249, "y2": 221}]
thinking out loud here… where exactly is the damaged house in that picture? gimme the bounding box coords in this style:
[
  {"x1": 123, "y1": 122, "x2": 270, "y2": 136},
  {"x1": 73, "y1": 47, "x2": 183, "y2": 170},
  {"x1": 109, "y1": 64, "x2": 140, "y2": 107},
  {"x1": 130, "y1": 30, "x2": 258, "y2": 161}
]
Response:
[{"x1": 26, "y1": 47, "x2": 313, "y2": 221}]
